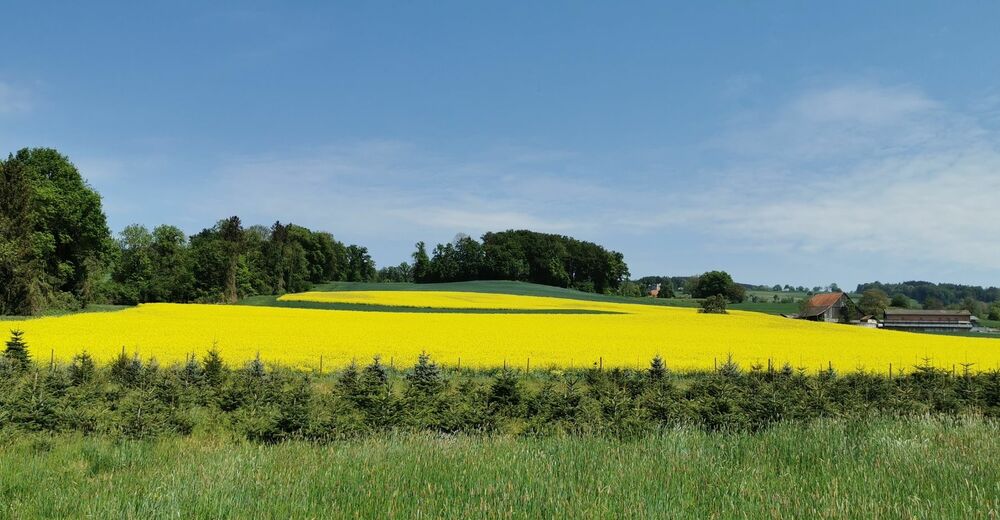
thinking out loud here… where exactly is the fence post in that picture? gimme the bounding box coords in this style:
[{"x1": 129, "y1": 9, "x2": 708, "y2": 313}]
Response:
[
  {"x1": 526, "y1": 358, "x2": 530, "y2": 372},
  {"x1": 889, "y1": 363, "x2": 892, "y2": 380},
  {"x1": 319, "y1": 355, "x2": 323, "y2": 374},
  {"x1": 599, "y1": 357, "x2": 603, "y2": 371}
]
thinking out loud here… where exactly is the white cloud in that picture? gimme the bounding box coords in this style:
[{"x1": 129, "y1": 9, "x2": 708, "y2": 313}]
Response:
[
  {"x1": 129, "y1": 81, "x2": 1000, "y2": 277},
  {"x1": 0, "y1": 81, "x2": 32, "y2": 114},
  {"x1": 790, "y1": 83, "x2": 938, "y2": 125},
  {"x1": 202, "y1": 141, "x2": 616, "y2": 241},
  {"x1": 647, "y1": 82, "x2": 1000, "y2": 270}
]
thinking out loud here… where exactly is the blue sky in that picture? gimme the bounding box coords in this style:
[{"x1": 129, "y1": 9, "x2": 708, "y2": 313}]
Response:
[{"x1": 3, "y1": 1, "x2": 1000, "y2": 288}]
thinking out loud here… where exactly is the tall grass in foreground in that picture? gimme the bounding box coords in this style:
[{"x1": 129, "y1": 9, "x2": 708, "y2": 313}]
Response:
[{"x1": 1, "y1": 418, "x2": 998, "y2": 519}]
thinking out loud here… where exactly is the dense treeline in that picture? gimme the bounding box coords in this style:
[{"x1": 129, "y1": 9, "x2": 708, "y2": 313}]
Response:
[
  {"x1": 113, "y1": 218, "x2": 376, "y2": 304},
  {"x1": 2, "y1": 340, "x2": 998, "y2": 441},
  {"x1": 0, "y1": 148, "x2": 378, "y2": 312},
  {"x1": 857, "y1": 280, "x2": 1000, "y2": 311},
  {"x1": 412, "y1": 231, "x2": 629, "y2": 294},
  {"x1": 2, "y1": 147, "x2": 638, "y2": 313},
  {"x1": 631, "y1": 276, "x2": 681, "y2": 298}
]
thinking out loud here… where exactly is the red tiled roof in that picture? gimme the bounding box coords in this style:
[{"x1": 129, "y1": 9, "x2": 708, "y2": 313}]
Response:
[{"x1": 798, "y1": 292, "x2": 846, "y2": 318}]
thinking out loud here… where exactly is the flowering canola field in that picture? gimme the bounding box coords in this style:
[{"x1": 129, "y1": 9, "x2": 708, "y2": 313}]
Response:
[{"x1": 2, "y1": 291, "x2": 999, "y2": 373}]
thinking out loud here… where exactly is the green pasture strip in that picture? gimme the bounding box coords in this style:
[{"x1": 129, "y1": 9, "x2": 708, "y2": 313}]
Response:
[
  {"x1": 0, "y1": 304, "x2": 130, "y2": 321},
  {"x1": 730, "y1": 301, "x2": 800, "y2": 315},
  {"x1": 237, "y1": 295, "x2": 622, "y2": 314},
  {"x1": 908, "y1": 329, "x2": 1000, "y2": 340},
  {"x1": 979, "y1": 318, "x2": 1000, "y2": 329},
  {"x1": 311, "y1": 280, "x2": 703, "y2": 308},
  {"x1": 1, "y1": 418, "x2": 997, "y2": 519},
  {"x1": 306, "y1": 281, "x2": 787, "y2": 314}
]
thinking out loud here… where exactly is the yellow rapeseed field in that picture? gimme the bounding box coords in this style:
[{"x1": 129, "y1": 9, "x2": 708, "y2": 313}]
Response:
[{"x1": 2, "y1": 291, "x2": 998, "y2": 373}]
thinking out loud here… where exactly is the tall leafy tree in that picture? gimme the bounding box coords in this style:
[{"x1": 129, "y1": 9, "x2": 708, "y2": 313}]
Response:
[
  {"x1": 858, "y1": 289, "x2": 891, "y2": 318},
  {"x1": 2, "y1": 148, "x2": 112, "y2": 311},
  {"x1": 453, "y1": 234, "x2": 485, "y2": 281},
  {"x1": 149, "y1": 225, "x2": 194, "y2": 301},
  {"x1": 345, "y1": 245, "x2": 376, "y2": 282},
  {"x1": 218, "y1": 216, "x2": 244, "y2": 303},
  {"x1": 689, "y1": 271, "x2": 745, "y2": 303},
  {"x1": 0, "y1": 156, "x2": 44, "y2": 315},
  {"x1": 412, "y1": 241, "x2": 431, "y2": 283},
  {"x1": 112, "y1": 224, "x2": 155, "y2": 304}
]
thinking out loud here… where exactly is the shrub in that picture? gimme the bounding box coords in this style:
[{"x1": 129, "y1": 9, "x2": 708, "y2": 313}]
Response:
[
  {"x1": 648, "y1": 355, "x2": 667, "y2": 380},
  {"x1": 699, "y1": 295, "x2": 728, "y2": 314},
  {"x1": 3, "y1": 330, "x2": 31, "y2": 370}
]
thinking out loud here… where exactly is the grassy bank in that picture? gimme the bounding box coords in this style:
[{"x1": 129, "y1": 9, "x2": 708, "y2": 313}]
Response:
[
  {"x1": 1, "y1": 418, "x2": 997, "y2": 518},
  {"x1": 0, "y1": 304, "x2": 129, "y2": 321}
]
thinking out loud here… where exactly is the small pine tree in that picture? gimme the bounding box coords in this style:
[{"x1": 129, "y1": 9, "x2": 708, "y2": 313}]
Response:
[
  {"x1": 203, "y1": 348, "x2": 225, "y2": 387},
  {"x1": 3, "y1": 329, "x2": 31, "y2": 369},
  {"x1": 717, "y1": 354, "x2": 741, "y2": 378},
  {"x1": 648, "y1": 355, "x2": 667, "y2": 380},
  {"x1": 68, "y1": 351, "x2": 96, "y2": 385},
  {"x1": 338, "y1": 360, "x2": 361, "y2": 397},
  {"x1": 109, "y1": 351, "x2": 143, "y2": 387},
  {"x1": 244, "y1": 353, "x2": 266, "y2": 379},
  {"x1": 361, "y1": 356, "x2": 388, "y2": 390},
  {"x1": 406, "y1": 352, "x2": 445, "y2": 396},
  {"x1": 181, "y1": 353, "x2": 203, "y2": 385},
  {"x1": 488, "y1": 368, "x2": 521, "y2": 410}
]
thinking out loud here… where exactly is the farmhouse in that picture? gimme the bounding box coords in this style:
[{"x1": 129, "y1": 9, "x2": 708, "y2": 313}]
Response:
[
  {"x1": 794, "y1": 292, "x2": 852, "y2": 323},
  {"x1": 882, "y1": 309, "x2": 974, "y2": 332}
]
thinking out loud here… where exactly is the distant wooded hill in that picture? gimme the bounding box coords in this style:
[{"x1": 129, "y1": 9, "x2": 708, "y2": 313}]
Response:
[
  {"x1": 412, "y1": 230, "x2": 629, "y2": 294},
  {"x1": 855, "y1": 281, "x2": 1000, "y2": 308}
]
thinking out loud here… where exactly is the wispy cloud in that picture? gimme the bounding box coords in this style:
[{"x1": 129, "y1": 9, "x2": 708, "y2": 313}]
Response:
[
  {"x1": 0, "y1": 81, "x2": 33, "y2": 114},
  {"x1": 201, "y1": 141, "x2": 615, "y2": 241},
  {"x1": 644, "y1": 82, "x2": 1000, "y2": 270},
  {"x1": 100, "y1": 81, "x2": 1000, "y2": 278}
]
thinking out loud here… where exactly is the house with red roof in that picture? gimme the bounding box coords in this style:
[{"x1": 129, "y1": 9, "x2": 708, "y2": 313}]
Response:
[{"x1": 793, "y1": 292, "x2": 853, "y2": 323}]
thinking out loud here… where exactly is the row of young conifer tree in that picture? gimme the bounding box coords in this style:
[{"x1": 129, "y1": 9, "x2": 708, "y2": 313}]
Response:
[{"x1": 3, "y1": 331, "x2": 999, "y2": 441}]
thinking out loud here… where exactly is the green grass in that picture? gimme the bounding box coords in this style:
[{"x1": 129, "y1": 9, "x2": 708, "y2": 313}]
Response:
[
  {"x1": 746, "y1": 289, "x2": 811, "y2": 301},
  {"x1": 979, "y1": 318, "x2": 1000, "y2": 329},
  {"x1": 0, "y1": 304, "x2": 129, "y2": 321},
  {"x1": 0, "y1": 282, "x2": 853, "y2": 320},
  {"x1": 2, "y1": 418, "x2": 997, "y2": 518},
  {"x1": 242, "y1": 281, "x2": 704, "y2": 313},
  {"x1": 236, "y1": 281, "x2": 815, "y2": 316},
  {"x1": 314, "y1": 280, "x2": 666, "y2": 303},
  {"x1": 237, "y1": 295, "x2": 620, "y2": 314},
  {"x1": 730, "y1": 301, "x2": 800, "y2": 315}
]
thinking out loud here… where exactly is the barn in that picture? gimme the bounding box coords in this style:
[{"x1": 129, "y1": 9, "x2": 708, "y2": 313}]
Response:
[
  {"x1": 882, "y1": 309, "x2": 974, "y2": 332},
  {"x1": 794, "y1": 292, "x2": 852, "y2": 323}
]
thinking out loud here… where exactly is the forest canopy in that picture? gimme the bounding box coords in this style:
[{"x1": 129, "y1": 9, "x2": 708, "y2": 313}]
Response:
[
  {"x1": 0, "y1": 148, "x2": 379, "y2": 313},
  {"x1": 1, "y1": 147, "x2": 634, "y2": 314},
  {"x1": 412, "y1": 230, "x2": 630, "y2": 294}
]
